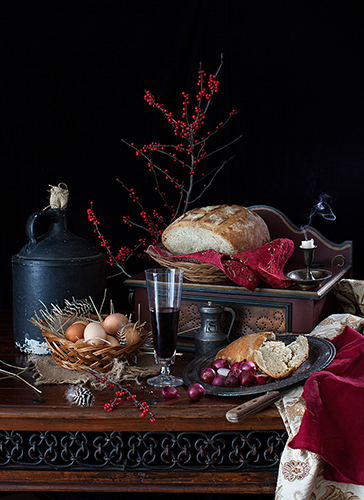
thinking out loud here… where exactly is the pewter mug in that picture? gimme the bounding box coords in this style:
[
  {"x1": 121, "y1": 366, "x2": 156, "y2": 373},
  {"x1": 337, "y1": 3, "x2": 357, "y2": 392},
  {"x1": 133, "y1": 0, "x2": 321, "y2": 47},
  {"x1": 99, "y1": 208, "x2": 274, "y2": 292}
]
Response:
[{"x1": 194, "y1": 301, "x2": 235, "y2": 357}]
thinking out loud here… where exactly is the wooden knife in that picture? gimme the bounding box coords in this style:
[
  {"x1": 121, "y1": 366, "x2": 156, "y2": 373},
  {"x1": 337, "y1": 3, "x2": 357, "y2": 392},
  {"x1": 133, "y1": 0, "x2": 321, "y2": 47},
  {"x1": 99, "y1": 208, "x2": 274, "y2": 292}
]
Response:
[{"x1": 226, "y1": 389, "x2": 289, "y2": 423}]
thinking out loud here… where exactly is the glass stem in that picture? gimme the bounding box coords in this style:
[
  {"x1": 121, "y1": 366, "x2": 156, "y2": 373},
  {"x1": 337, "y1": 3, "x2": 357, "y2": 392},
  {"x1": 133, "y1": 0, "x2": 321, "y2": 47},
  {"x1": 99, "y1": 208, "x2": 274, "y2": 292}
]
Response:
[{"x1": 160, "y1": 361, "x2": 170, "y2": 377}]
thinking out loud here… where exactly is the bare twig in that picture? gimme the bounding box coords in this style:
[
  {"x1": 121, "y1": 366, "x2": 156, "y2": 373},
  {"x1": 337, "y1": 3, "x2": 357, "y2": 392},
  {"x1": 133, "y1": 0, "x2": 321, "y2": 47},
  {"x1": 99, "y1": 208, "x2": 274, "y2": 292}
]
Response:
[{"x1": 0, "y1": 365, "x2": 42, "y2": 394}]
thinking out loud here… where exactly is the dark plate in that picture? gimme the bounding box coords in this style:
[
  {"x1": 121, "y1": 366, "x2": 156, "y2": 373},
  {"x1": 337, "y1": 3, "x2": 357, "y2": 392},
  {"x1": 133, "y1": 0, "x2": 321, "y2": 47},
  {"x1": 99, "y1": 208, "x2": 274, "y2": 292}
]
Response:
[{"x1": 182, "y1": 334, "x2": 336, "y2": 396}]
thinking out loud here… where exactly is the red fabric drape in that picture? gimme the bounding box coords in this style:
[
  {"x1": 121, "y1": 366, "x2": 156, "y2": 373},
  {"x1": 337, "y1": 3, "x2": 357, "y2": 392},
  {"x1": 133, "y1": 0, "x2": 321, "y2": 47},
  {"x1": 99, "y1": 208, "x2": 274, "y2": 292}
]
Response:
[
  {"x1": 147, "y1": 238, "x2": 294, "y2": 291},
  {"x1": 289, "y1": 325, "x2": 364, "y2": 485}
]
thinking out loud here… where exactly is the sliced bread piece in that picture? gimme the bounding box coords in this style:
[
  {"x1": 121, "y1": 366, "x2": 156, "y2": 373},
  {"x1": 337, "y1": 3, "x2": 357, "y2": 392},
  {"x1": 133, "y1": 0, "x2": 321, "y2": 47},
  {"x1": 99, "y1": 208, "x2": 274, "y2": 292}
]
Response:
[
  {"x1": 254, "y1": 335, "x2": 309, "y2": 379},
  {"x1": 215, "y1": 332, "x2": 276, "y2": 365}
]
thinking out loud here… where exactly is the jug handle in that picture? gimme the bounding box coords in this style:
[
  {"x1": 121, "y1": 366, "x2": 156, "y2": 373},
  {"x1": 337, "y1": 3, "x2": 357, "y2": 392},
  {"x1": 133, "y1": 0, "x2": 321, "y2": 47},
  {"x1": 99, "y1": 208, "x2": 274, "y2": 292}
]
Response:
[
  {"x1": 223, "y1": 306, "x2": 236, "y2": 342},
  {"x1": 26, "y1": 210, "x2": 47, "y2": 245}
]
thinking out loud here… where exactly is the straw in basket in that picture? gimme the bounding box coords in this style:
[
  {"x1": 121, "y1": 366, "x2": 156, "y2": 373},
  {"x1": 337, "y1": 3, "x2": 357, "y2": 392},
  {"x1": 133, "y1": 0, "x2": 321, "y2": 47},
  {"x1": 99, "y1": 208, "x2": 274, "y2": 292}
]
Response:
[{"x1": 30, "y1": 298, "x2": 152, "y2": 373}]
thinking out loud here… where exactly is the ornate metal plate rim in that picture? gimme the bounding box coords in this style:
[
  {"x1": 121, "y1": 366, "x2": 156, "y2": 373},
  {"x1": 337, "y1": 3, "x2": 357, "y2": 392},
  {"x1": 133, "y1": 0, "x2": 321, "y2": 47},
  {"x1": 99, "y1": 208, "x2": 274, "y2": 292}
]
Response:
[{"x1": 182, "y1": 334, "x2": 336, "y2": 396}]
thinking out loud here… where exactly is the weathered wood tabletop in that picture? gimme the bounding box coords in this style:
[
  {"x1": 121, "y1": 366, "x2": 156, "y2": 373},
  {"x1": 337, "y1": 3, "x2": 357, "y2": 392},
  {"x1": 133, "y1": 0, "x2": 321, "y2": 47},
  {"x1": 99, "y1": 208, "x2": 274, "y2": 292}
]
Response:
[{"x1": 0, "y1": 310, "x2": 286, "y2": 494}]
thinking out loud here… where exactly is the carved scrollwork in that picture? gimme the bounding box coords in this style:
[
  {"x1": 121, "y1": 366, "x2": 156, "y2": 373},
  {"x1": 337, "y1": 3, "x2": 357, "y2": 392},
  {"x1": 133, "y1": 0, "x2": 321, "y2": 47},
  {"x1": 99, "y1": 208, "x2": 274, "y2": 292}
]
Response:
[
  {"x1": 0, "y1": 431, "x2": 24, "y2": 465},
  {"x1": 0, "y1": 430, "x2": 287, "y2": 471}
]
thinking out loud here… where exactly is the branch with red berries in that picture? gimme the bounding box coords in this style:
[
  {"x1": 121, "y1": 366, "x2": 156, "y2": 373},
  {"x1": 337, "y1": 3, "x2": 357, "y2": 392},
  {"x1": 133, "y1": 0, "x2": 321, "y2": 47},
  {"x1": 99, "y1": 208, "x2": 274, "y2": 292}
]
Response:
[
  {"x1": 89, "y1": 54, "x2": 241, "y2": 276},
  {"x1": 89, "y1": 369, "x2": 156, "y2": 422}
]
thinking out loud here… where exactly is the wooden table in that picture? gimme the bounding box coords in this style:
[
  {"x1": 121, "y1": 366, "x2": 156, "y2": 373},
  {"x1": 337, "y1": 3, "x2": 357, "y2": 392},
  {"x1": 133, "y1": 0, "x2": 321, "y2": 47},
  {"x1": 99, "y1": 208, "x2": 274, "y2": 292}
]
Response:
[{"x1": 0, "y1": 310, "x2": 286, "y2": 495}]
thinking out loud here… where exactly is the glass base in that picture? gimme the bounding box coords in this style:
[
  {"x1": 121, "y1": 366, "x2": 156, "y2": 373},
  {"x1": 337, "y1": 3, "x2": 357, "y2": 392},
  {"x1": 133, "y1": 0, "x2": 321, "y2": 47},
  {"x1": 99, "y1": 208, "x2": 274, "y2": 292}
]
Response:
[{"x1": 147, "y1": 374, "x2": 184, "y2": 387}]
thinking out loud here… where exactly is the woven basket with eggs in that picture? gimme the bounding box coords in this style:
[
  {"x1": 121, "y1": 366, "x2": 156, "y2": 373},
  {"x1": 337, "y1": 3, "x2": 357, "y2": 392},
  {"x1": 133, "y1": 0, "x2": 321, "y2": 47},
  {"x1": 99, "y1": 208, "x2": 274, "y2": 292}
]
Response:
[{"x1": 31, "y1": 298, "x2": 152, "y2": 373}]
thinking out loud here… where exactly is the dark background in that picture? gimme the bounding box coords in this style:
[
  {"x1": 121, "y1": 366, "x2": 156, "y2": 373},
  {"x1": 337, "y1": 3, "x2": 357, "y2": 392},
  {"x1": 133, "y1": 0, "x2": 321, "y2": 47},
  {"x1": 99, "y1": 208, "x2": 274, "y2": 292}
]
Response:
[{"x1": 1, "y1": 0, "x2": 364, "y2": 311}]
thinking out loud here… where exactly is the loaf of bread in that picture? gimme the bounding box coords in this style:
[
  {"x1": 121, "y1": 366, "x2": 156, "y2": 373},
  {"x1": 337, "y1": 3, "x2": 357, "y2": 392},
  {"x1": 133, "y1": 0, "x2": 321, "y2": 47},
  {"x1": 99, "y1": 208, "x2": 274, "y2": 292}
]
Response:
[
  {"x1": 162, "y1": 205, "x2": 270, "y2": 255},
  {"x1": 254, "y1": 336, "x2": 309, "y2": 379},
  {"x1": 215, "y1": 332, "x2": 276, "y2": 364}
]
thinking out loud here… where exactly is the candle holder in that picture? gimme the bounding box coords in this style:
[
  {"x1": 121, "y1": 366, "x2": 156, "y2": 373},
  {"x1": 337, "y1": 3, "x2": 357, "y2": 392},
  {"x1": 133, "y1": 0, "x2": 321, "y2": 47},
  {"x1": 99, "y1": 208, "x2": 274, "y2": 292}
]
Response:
[
  {"x1": 286, "y1": 241, "x2": 332, "y2": 290},
  {"x1": 301, "y1": 244, "x2": 317, "y2": 281}
]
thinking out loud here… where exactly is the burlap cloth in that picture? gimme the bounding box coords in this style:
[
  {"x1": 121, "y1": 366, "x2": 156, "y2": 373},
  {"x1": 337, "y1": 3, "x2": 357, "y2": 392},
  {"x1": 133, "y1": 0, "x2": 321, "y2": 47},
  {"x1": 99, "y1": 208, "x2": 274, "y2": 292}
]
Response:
[
  {"x1": 47, "y1": 182, "x2": 69, "y2": 209},
  {"x1": 28, "y1": 352, "x2": 160, "y2": 387}
]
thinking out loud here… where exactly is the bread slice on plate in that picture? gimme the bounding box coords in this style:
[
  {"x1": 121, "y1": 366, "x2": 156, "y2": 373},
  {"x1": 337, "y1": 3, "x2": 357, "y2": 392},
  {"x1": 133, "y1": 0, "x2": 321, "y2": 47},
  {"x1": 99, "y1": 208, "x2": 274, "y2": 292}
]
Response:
[
  {"x1": 254, "y1": 335, "x2": 309, "y2": 379},
  {"x1": 215, "y1": 332, "x2": 276, "y2": 364}
]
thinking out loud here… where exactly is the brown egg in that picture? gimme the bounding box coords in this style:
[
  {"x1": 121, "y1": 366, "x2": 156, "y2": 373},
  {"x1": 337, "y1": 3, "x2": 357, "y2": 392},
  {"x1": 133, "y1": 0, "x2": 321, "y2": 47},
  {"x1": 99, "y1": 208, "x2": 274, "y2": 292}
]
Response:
[
  {"x1": 74, "y1": 339, "x2": 86, "y2": 348},
  {"x1": 105, "y1": 335, "x2": 121, "y2": 355},
  {"x1": 122, "y1": 324, "x2": 142, "y2": 346},
  {"x1": 105, "y1": 334, "x2": 120, "y2": 347},
  {"x1": 65, "y1": 321, "x2": 88, "y2": 342},
  {"x1": 84, "y1": 322, "x2": 107, "y2": 346},
  {"x1": 102, "y1": 313, "x2": 129, "y2": 336}
]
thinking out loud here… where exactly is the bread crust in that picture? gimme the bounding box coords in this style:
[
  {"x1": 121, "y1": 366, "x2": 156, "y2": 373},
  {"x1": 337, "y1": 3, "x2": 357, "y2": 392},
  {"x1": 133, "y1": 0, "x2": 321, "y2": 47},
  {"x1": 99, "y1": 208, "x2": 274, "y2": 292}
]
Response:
[
  {"x1": 162, "y1": 204, "x2": 270, "y2": 255},
  {"x1": 215, "y1": 332, "x2": 276, "y2": 364}
]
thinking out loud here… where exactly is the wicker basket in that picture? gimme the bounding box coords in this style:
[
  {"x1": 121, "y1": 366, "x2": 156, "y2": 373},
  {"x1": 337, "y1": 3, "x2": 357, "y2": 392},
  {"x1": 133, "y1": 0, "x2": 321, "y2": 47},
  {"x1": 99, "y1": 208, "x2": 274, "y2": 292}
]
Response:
[
  {"x1": 150, "y1": 252, "x2": 227, "y2": 284},
  {"x1": 40, "y1": 324, "x2": 151, "y2": 373},
  {"x1": 31, "y1": 301, "x2": 152, "y2": 373}
]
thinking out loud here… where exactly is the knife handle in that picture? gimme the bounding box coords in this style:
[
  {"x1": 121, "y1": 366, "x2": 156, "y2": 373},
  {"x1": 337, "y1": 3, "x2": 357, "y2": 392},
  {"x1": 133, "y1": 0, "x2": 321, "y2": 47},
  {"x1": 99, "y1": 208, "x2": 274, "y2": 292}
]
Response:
[{"x1": 226, "y1": 390, "x2": 282, "y2": 423}]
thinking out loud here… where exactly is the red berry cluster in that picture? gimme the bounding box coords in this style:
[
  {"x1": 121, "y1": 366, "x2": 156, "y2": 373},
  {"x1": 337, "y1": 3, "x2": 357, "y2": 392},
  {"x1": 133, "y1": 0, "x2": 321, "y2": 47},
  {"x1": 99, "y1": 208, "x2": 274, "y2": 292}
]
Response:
[
  {"x1": 94, "y1": 375, "x2": 156, "y2": 423},
  {"x1": 208, "y1": 74, "x2": 219, "y2": 95},
  {"x1": 87, "y1": 202, "x2": 147, "y2": 276},
  {"x1": 87, "y1": 204, "x2": 113, "y2": 259}
]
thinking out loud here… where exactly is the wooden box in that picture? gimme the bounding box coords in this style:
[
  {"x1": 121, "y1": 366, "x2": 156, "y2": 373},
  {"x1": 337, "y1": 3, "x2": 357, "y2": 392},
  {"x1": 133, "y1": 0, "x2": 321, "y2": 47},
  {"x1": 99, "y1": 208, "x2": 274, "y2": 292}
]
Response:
[{"x1": 125, "y1": 206, "x2": 352, "y2": 351}]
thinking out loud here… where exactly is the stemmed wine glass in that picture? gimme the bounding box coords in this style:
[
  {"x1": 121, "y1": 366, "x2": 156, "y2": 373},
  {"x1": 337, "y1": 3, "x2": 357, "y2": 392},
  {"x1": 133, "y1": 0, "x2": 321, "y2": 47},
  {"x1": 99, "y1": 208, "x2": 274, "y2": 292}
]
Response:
[{"x1": 145, "y1": 268, "x2": 184, "y2": 387}]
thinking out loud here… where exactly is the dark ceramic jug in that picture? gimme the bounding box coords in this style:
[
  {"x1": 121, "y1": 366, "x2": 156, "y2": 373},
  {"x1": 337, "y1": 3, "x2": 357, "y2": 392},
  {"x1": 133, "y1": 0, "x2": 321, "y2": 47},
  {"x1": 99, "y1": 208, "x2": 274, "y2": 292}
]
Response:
[{"x1": 12, "y1": 208, "x2": 106, "y2": 353}]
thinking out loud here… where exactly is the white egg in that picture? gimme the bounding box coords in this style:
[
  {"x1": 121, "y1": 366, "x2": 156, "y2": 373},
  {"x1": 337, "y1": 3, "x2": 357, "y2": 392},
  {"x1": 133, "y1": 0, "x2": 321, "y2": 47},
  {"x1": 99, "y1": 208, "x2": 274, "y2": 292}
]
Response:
[{"x1": 84, "y1": 322, "x2": 107, "y2": 346}]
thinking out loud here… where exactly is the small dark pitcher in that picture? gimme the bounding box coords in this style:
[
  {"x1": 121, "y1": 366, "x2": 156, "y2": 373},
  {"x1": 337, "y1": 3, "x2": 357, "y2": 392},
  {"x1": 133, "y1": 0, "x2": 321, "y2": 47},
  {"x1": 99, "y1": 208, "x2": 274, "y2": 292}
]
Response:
[{"x1": 194, "y1": 302, "x2": 235, "y2": 357}]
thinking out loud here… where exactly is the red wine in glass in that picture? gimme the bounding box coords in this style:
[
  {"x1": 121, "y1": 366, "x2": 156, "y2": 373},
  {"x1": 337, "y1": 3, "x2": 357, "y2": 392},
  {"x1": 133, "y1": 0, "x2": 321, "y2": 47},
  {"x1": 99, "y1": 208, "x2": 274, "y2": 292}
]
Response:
[
  {"x1": 145, "y1": 267, "x2": 184, "y2": 387},
  {"x1": 150, "y1": 307, "x2": 180, "y2": 358}
]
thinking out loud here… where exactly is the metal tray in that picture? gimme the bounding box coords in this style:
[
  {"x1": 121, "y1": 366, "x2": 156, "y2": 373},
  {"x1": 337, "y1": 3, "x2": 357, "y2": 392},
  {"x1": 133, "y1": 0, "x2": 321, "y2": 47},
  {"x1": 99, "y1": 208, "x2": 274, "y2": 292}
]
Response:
[{"x1": 182, "y1": 334, "x2": 336, "y2": 396}]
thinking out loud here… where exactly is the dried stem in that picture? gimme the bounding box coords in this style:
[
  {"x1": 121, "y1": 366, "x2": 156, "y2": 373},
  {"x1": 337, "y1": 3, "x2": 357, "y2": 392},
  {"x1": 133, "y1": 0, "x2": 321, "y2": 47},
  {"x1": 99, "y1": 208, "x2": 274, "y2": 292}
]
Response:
[{"x1": 0, "y1": 365, "x2": 42, "y2": 394}]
